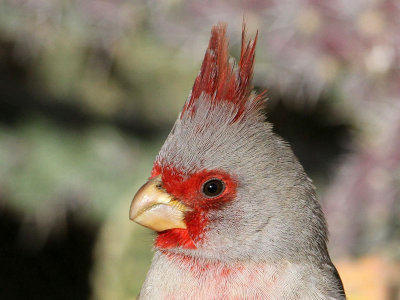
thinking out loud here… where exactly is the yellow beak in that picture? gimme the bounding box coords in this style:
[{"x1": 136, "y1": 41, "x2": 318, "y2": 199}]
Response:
[{"x1": 129, "y1": 175, "x2": 189, "y2": 232}]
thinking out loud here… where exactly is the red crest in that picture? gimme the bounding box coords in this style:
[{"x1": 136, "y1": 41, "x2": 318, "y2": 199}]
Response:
[{"x1": 181, "y1": 23, "x2": 266, "y2": 121}]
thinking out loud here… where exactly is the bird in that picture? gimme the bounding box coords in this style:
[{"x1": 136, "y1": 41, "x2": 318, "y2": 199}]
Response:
[{"x1": 129, "y1": 23, "x2": 346, "y2": 300}]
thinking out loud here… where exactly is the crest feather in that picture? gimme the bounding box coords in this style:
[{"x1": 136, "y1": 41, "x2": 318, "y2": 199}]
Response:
[{"x1": 181, "y1": 23, "x2": 266, "y2": 121}]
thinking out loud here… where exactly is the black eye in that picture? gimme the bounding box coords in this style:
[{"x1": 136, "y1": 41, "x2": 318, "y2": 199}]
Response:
[{"x1": 202, "y1": 179, "x2": 225, "y2": 197}]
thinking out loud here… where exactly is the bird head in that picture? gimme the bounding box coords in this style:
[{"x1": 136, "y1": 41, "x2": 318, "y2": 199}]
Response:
[{"x1": 130, "y1": 24, "x2": 328, "y2": 263}]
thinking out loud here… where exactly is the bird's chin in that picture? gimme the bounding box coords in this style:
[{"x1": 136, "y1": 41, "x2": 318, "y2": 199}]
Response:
[{"x1": 155, "y1": 228, "x2": 197, "y2": 250}]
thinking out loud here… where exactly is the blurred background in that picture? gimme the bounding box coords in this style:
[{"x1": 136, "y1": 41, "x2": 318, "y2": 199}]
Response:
[{"x1": 0, "y1": 0, "x2": 399, "y2": 299}]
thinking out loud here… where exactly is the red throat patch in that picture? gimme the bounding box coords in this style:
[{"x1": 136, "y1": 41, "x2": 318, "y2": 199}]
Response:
[{"x1": 181, "y1": 23, "x2": 266, "y2": 121}]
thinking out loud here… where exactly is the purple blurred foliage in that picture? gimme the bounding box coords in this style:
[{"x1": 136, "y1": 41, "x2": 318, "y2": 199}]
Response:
[
  {"x1": 324, "y1": 108, "x2": 400, "y2": 257},
  {"x1": 148, "y1": 0, "x2": 400, "y2": 103}
]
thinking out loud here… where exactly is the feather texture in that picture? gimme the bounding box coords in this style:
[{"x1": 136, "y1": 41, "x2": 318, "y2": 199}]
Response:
[{"x1": 181, "y1": 23, "x2": 266, "y2": 122}]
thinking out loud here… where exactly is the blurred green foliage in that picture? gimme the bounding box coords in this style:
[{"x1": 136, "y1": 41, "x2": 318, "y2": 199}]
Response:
[
  {"x1": 0, "y1": 1, "x2": 200, "y2": 223},
  {"x1": 0, "y1": 119, "x2": 160, "y2": 221}
]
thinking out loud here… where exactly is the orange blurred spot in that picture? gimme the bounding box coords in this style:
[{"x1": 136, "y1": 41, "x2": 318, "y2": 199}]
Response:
[{"x1": 336, "y1": 255, "x2": 400, "y2": 300}]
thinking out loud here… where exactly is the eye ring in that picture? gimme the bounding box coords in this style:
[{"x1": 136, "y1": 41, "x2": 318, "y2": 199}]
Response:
[{"x1": 202, "y1": 179, "x2": 225, "y2": 198}]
